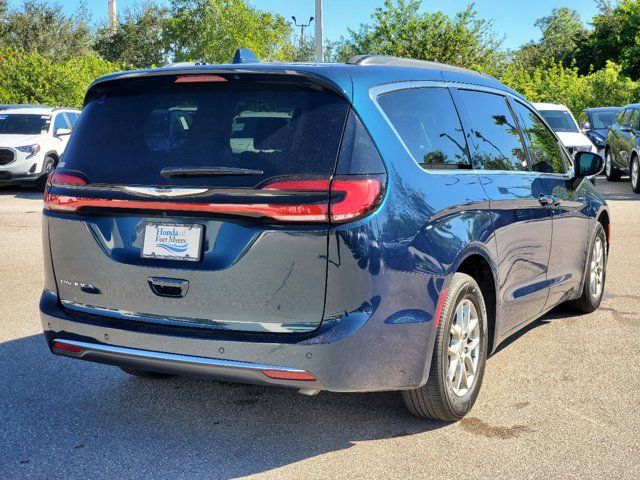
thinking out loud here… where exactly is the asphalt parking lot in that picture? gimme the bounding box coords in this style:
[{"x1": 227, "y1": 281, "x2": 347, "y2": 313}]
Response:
[{"x1": 0, "y1": 178, "x2": 638, "y2": 480}]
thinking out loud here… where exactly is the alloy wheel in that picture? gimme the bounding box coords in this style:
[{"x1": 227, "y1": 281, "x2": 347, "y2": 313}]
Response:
[
  {"x1": 606, "y1": 152, "x2": 612, "y2": 177},
  {"x1": 632, "y1": 160, "x2": 639, "y2": 190},
  {"x1": 447, "y1": 299, "x2": 481, "y2": 397},
  {"x1": 590, "y1": 236, "x2": 605, "y2": 300}
]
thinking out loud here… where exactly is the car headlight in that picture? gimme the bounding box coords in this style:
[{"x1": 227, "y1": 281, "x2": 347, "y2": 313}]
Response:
[
  {"x1": 592, "y1": 136, "x2": 605, "y2": 147},
  {"x1": 16, "y1": 144, "x2": 41, "y2": 159}
]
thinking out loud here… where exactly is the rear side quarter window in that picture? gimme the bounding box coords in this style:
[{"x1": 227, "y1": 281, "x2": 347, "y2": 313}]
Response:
[{"x1": 377, "y1": 87, "x2": 471, "y2": 169}]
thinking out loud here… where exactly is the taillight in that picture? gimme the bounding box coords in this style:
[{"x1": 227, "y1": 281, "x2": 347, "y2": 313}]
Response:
[
  {"x1": 44, "y1": 171, "x2": 89, "y2": 212},
  {"x1": 264, "y1": 176, "x2": 384, "y2": 223},
  {"x1": 175, "y1": 75, "x2": 227, "y2": 83},
  {"x1": 44, "y1": 174, "x2": 385, "y2": 223},
  {"x1": 47, "y1": 171, "x2": 88, "y2": 187},
  {"x1": 330, "y1": 177, "x2": 384, "y2": 222}
]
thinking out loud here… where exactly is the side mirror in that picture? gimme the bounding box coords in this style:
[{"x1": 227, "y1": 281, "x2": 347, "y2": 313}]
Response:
[
  {"x1": 574, "y1": 151, "x2": 604, "y2": 178},
  {"x1": 581, "y1": 122, "x2": 591, "y2": 133},
  {"x1": 55, "y1": 128, "x2": 71, "y2": 137}
]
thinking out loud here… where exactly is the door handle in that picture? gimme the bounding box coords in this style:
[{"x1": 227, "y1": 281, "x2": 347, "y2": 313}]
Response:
[{"x1": 148, "y1": 277, "x2": 189, "y2": 298}]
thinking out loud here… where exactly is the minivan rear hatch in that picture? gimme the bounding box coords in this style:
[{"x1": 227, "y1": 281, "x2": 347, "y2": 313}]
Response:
[{"x1": 45, "y1": 72, "x2": 365, "y2": 334}]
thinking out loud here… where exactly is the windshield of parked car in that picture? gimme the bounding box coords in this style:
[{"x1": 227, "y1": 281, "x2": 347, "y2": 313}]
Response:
[
  {"x1": 0, "y1": 114, "x2": 51, "y2": 135},
  {"x1": 590, "y1": 110, "x2": 619, "y2": 130},
  {"x1": 538, "y1": 109, "x2": 580, "y2": 133}
]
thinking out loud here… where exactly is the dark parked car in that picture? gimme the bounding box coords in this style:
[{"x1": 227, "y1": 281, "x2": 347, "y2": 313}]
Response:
[
  {"x1": 604, "y1": 103, "x2": 640, "y2": 192},
  {"x1": 41, "y1": 55, "x2": 609, "y2": 421},
  {"x1": 578, "y1": 107, "x2": 621, "y2": 154}
]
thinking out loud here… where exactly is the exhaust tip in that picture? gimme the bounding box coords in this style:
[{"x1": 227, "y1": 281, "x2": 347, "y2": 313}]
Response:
[{"x1": 298, "y1": 388, "x2": 321, "y2": 396}]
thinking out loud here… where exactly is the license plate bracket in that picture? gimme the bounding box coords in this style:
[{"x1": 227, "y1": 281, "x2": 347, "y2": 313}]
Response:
[{"x1": 141, "y1": 223, "x2": 203, "y2": 262}]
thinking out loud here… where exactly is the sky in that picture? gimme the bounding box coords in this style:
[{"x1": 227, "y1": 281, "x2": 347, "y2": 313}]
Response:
[{"x1": 7, "y1": 0, "x2": 601, "y2": 50}]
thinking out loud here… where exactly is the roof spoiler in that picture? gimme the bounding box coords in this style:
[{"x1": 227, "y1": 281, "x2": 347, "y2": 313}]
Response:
[{"x1": 232, "y1": 48, "x2": 259, "y2": 64}]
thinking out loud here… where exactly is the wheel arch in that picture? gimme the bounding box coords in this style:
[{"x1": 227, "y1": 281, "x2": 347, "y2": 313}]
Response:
[
  {"x1": 597, "y1": 208, "x2": 610, "y2": 251},
  {"x1": 452, "y1": 249, "x2": 499, "y2": 354},
  {"x1": 44, "y1": 151, "x2": 59, "y2": 163}
]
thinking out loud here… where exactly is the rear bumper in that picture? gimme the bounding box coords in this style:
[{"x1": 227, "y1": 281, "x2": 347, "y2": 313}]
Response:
[
  {"x1": 50, "y1": 338, "x2": 323, "y2": 390},
  {"x1": 40, "y1": 290, "x2": 437, "y2": 392}
]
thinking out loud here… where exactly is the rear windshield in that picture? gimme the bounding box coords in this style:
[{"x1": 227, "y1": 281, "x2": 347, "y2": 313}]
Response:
[
  {"x1": 0, "y1": 114, "x2": 51, "y2": 135},
  {"x1": 62, "y1": 77, "x2": 350, "y2": 187}
]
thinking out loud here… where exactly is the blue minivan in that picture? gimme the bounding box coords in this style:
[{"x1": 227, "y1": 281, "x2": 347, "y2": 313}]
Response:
[{"x1": 41, "y1": 55, "x2": 609, "y2": 421}]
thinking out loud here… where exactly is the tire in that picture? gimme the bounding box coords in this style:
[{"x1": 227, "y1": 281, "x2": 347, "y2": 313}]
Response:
[
  {"x1": 568, "y1": 224, "x2": 607, "y2": 313},
  {"x1": 402, "y1": 273, "x2": 488, "y2": 421},
  {"x1": 38, "y1": 155, "x2": 56, "y2": 189},
  {"x1": 631, "y1": 157, "x2": 640, "y2": 194},
  {"x1": 605, "y1": 149, "x2": 622, "y2": 181},
  {"x1": 120, "y1": 366, "x2": 173, "y2": 379}
]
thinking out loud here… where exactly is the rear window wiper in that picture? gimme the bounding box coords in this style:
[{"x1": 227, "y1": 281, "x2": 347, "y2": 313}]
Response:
[{"x1": 160, "y1": 166, "x2": 264, "y2": 178}]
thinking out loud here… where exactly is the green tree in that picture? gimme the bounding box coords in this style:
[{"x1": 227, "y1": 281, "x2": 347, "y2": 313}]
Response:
[
  {"x1": 165, "y1": 0, "x2": 293, "y2": 63},
  {"x1": 0, "y1": 0, "x2": 93, "y2": 62},
  {"x1": 578, "y1": 0, "x2": 640, "y2": 79},
  {"x1": 512, "y1": 8, "x2": 588, "y2": 71},
  {"x1": 0, "y1": 47, "x2": 118, "y2": 108},
  {"x1": 534, "y1": 8, "x2": 587, "y2": 65},
  {"x1": 335, "y1": 0, "x2": 505, "y2": 74},
  {"x1": 290, "y1": 32, "x2": 341, "y2": 62},
  {"x1": 94, "y1": 2, "x2": 169, "y2": 68},
  {"x1": 501, "y1": 60, "x2": 640, "y2": 116}
]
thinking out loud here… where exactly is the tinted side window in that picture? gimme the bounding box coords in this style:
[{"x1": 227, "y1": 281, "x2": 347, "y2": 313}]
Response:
[
  {"x1": 616, "y1": 109, "x2": 626, "y2": 125},
  {"x1": 53, "y1": 114, "x2": 68, "y2": 131},
  {"x1": 620, "y1": 109, "x2": 632, "y2": 125},
  {"x1": 377, "y1": 87, "x2": 470, "y2": 168},
  {"x1": 457, "y1": 90, "x2": 527, "y2": 171},
  {"x1": 513, "y1": 102, "x2": 567, "y2": 174},
  {"x1": 630, "y1": 109, "x2": 640, "y2": 130}
]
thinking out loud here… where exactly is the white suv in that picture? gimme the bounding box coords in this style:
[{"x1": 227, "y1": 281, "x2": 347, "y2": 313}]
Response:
[
  {"x1": 533, "y1": 102, "x2": 596, "y2": 155},
  {"x1": 0, "y1": 106, "x2": 80, "y2": 187}
]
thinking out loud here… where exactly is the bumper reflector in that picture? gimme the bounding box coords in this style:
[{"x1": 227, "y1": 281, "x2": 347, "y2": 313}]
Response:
[
  {"x1": 433, "y1": 288, "x2": 448, "y2": 328},
  {"x1": 262, "y1": 369, "x2": 316, "y2": 381},
  {"x1": 52, "y1": 341, "x2": 84, "y2": 354}
]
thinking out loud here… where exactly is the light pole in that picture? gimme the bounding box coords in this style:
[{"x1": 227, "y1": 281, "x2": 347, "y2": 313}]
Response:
[
  {"x1": 315, "y1": 0, "x2": 323, "y2": 62},
  {"x1": 291, "y1": 16, "x2": 314, "y2": 53},
  {"x1": 108, "y1": 0, "x2": 117, "y2": 33}
]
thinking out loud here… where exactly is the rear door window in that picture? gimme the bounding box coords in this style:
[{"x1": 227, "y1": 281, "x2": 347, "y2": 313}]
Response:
[
  {"x1": 62, "y1": 77, "x2": 350, "y2": 187},
  {"x1": 513, "y1": 102, "x2": 568, "y2": 174},
  {"x1": 456, "y1": 90, "x2": 528, "y2": 171},
  {"x1": 377, "y1": 87, "x2": 470, "y2": 169}
]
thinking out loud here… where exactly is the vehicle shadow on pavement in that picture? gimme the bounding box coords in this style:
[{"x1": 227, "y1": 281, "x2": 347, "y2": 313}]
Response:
[
  {"x1": 491, "y1": 305, "x2": 581, "y2": 356},
  {"x1": 0, "y1": 187, "x2": 42, "y2": 200},
  {"x1": 0, "y1": 334, "x2": 446, "y2": 480}
]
